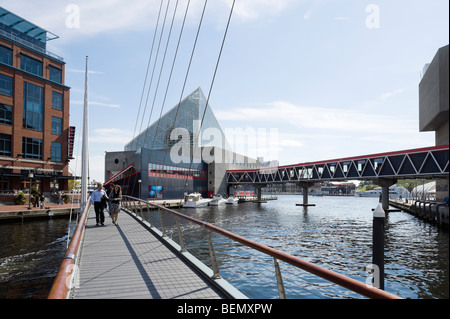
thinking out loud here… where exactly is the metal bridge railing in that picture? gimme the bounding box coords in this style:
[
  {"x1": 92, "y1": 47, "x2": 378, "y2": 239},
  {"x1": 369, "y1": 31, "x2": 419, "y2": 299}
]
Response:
[
  {"x1": 122, "y1": 196, "x2": 401, "y2": 299},
  {"x1": 48, "y1": 199, "x2": 91, "y2": 299}
]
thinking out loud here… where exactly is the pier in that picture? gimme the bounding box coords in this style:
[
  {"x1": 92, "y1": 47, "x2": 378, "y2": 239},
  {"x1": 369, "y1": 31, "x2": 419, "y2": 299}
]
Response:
[{"x1": 389, "y1": 199, "x2": 449, "y2": 226}]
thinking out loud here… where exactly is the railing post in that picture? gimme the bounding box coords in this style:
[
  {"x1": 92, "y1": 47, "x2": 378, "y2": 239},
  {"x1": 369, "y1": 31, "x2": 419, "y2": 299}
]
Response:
[
  {"x1": 175, "y1": 216, "x2": 187, "y2": 252},
  {"x1": 132, "y1": 199, "x2": 137, "y2": 214},
  {"x1": 274, "y1": 257, "x2": 286, "y2": 299},
  {"x1": 139, "y1": 201, "x2": 143, "y2": 219},
  {"x1": 147, "y1": 203, "x2": 154, "y2": 227},
  {"x1": 206, "y1": 229, "x2": 221, "y2": 279},
  {"x1": 159, "y1": 208, "x2": 167, "y2": 237}
]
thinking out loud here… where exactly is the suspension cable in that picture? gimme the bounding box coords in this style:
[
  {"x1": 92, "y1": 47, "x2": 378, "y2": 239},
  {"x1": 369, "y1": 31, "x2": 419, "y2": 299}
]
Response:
[
  {"x1": 181, "y1": 0, "x2": 236, "y2": 197},
  {"x1": 131, "y1": 0, "x2": 164, "y2": 150},
  {"x1": 137, "y1": 0, "x2": 172, "y2": 146},
  {"x1": 158, "y1": 0, "x2": 209, "y2": 198},
  {"x1": 130, "y1": 0, "x2": 181, "y2": 197}
]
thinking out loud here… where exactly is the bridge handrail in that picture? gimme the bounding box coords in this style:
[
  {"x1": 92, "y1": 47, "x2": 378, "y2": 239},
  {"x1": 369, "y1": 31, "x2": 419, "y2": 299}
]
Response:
[
  {"x1": 48, "y1": 199, "x2": 91, "y2": 299},
  {"x1": 123, "y1": 195, "x2": 401, "y2": 299}
]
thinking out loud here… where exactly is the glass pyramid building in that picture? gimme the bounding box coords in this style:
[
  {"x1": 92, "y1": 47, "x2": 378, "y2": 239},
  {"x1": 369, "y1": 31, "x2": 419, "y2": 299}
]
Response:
[{"x1": 124, "y1": 87, "x2": 232, "y2": 153}]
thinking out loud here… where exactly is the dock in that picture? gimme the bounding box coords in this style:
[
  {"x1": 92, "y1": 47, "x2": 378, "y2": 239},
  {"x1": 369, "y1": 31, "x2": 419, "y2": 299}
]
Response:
[
  {"x1": 69, "y1": 205, "x2": 234, "y2": 299},
  {"x1": 0, "y1": 203, "x2": 79, "y2": 222},
  {"x1": 389, "y1": 199, "x2": 449, "y2": 226}
]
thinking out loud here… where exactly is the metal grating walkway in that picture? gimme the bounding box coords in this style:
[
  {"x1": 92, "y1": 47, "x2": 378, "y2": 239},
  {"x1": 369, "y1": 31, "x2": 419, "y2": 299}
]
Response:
[{"x1": 70, "y1": 206, "x2": 226, "y2": 299}]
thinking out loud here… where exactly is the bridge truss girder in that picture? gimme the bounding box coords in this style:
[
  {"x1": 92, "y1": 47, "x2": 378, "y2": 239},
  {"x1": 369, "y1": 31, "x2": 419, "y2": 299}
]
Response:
[{"x1": 226, "y1": 145, "x2": 449, "y2": 185}]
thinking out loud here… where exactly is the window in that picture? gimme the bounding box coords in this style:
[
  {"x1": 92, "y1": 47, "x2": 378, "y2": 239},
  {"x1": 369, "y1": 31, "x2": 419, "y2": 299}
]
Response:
[
  {"x1": 52, "y1": 91, "x2": 63, "y2": 110},
  {"x1": 22, "y1": 137, "x2": 42, "y2": 159},
  {"x1": 20, "y1": 54, "x2": 43, "y2": 76},
  {"x1": 0, "y1": 73, "x2": 13, "y2": 96},
  {"x1": 49, "y1": 66, "x2": 62, "y2": 84},
  {"x1": 0, "y1": 104, "x2": 13, "y2": 125},
  {"x1": 51, "y1": 142, "x2": 62, "y2": 162},
  {"x1": 51, "y1": 117, "x2": 62, "y2": 135},
  {"x1": 0, "y1": 133, "x2": 12, "y2": 156},
  {"x1": 23, "y1": 82, "x2": 43, "y2": 131},
  {"x1": 0, "y1": 45, "x2": 13, "y2": 66}
]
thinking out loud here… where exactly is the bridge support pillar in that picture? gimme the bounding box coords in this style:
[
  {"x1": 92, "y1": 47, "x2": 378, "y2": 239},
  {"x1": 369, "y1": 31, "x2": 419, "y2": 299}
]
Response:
[
  {"x1": 252, "y1": 184, "x2": 267, "y2": 203},
  {"x1": 296, "y1": 182, "x2": 316, "y2": 207},
  {"x1": 373, "y1": 178, "x2": 397, "y2": 211}
]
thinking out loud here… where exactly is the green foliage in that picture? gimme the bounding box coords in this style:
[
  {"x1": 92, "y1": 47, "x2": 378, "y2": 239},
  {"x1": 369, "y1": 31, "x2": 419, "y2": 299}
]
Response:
[{"x1": 14, "y1": 192, "x2": 26, "y2": 205}]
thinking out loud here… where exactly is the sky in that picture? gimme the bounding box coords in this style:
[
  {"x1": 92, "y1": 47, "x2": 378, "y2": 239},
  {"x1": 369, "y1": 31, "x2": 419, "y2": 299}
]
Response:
[{"x1": 2, "y1": 0, "x2": 448, "y2": 183}]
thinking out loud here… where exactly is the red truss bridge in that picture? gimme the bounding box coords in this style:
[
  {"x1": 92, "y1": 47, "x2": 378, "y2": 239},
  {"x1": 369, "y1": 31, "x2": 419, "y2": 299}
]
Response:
[{"x1": 226, "y1": 145, "x2": 449, "y2": 185}]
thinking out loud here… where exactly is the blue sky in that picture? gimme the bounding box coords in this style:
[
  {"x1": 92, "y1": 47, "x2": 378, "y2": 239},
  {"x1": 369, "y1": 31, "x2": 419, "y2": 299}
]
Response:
[{"x1": 3, "y1": 0, "x2": 448, "y2": 182}]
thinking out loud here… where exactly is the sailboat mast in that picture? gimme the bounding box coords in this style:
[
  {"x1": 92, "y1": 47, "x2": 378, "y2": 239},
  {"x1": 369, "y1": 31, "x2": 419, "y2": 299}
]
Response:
[{"x1": 81, "y1": 56, "x2": 89, "y2": 210}]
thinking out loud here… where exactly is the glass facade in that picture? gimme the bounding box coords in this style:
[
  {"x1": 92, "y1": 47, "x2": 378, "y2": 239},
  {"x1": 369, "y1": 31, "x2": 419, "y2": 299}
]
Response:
[
  {"x1": 0, "y1": 103, "x2": 12, "y2": 125},
  {"x1": 116, "y1": 88, "x2": 233, "y2": 199},
  {"x1": 51, "y1": 141, "x2": 62, "y2": 162},
  {"x1": 142, "y1": 148, "x2": 208, "y2": 199},
  {"x1": 23, "y1": 82, "x2": 44, "y2": 131},
  {"x1": 52, "y1": 91, "x2": 63, "y2": 110},
  {"x1": 0, "y1": 73, "x2": 13, "y2": 96},
  {"x1": 51, "y1": 116, "x2": 62, "y2": 135},
  {"x1": 49, "y1": 66, "x2": 62, "y2": 83},
  {"x1": 125, "y1": 88, "x2": 231, "y2": 152},
  {"x1": 20, "y1": 54, "x2": 43, "y2": 77},
  {"x1": 22, "y1": 136, "x2": 42, "y2": 159},
  {"x1": 0, "y1": 45, "x2": 13, "y2": 66},
  {"x1": 0, "y1": 133, "x2": 12, "y2": 156}
]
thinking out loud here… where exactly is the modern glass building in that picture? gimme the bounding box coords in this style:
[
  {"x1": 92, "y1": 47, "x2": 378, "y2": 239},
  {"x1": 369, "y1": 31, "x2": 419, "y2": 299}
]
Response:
[
  {"x1": 106, "y1": 88, "x2": 260, "y2": 200},
  {"x1": 125, "y1": 87, "x2": 232, "y2": 152}
]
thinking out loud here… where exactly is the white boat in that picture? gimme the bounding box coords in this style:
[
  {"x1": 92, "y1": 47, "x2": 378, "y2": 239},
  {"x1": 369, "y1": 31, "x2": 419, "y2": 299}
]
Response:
[
  {"x1": 225, "y1": 196, "x2": 239, "y2": 204},
  {"x1": 355, "y1": 184, "x2": 409, "y2": 198},
  {"x1": 183, "y1": 193, "x2": 211, "y2": 208},
  {"x1": 209, "y1": 194, "x2": 227, "y2": 206}
]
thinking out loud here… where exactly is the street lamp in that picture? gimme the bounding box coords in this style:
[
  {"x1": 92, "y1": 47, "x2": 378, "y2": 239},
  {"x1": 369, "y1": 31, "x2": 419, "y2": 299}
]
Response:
[
  {"x1": 28, "y1": 171, "x2": 34, "y2": 210},
  {"x1": 138, "y1": 179, "x2": 142, "y2": 199}
]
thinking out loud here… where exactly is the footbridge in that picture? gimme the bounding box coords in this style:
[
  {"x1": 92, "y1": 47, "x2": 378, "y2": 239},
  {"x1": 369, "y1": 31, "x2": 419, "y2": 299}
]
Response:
[
  {"x1": 48, "y1": 196, "x2": 401, "y2": 299},
  {"x1": 227, "y1": 145, "x2": 449, "y2": 209}
]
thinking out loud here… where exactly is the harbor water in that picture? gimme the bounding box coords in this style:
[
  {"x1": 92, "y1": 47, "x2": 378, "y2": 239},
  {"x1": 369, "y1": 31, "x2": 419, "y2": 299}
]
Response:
[
  {"x1": 0, "y1": 217, "x2": 77, "y2": 299},
  {"x1": 0, "y1": 195, "x2": 448, "y2": 299}
]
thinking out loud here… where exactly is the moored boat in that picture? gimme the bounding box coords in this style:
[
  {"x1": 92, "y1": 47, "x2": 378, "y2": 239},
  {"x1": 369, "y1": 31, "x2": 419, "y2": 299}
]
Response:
[
  {"x1": 209, "y1": 194, "x2": 227, "y2": 206},
  {"x1": 225, "y1": 196, "x2": 239, "y2": 204},
  {"x1": 183, "y1": 193, "x2": 211, "y2": 208}
]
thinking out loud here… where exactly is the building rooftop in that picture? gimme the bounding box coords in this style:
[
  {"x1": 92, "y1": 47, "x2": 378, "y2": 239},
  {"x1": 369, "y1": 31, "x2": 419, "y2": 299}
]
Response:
[
  {"x1": 0, "y1": 7, "x2": 63, "y2": 62},
  {"x1": 0, "y1": 7, "x2": 58, "y2": 44}
]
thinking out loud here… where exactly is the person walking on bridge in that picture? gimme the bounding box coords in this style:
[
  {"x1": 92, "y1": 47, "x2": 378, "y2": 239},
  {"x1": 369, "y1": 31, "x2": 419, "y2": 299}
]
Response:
[
  {"x1": 91, "y1": 183, "x2": 108, "y2": 226},
  {"x1": 109, "y1": 185, "x2": 122, "y2": 226}
]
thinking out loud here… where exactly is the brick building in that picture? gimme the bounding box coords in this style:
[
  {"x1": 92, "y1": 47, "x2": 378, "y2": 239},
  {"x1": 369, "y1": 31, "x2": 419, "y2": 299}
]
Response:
[{"x1": 0, "y1": 7, "x2": 72, "y2": 198}]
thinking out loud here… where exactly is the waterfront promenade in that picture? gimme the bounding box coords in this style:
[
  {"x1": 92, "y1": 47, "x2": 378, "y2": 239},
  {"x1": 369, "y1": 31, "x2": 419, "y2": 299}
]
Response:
[{"x1": 0, "y1": 202, "x2": 80, "y2": 221}]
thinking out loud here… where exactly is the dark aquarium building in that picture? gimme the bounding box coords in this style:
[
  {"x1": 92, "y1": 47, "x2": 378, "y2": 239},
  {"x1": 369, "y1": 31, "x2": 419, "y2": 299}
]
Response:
[{"x1": 105, "y1": 88, "x2": 263, "y2": 200}]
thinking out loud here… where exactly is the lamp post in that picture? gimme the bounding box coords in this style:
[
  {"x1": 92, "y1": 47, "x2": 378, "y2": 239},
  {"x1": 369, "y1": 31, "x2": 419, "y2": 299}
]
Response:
[
  {"x1": 138, "y1": 179, "x2": 141, "y2": 199},
  {"x1": 28, "y1": 171, "x2": 34, "y2": 210}
]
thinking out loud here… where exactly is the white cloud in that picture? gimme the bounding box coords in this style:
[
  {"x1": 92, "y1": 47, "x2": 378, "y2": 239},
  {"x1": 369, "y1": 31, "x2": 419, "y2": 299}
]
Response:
[
  {"x1": 378, "y1": 88, "x2": 405, "y2": 101},
  {"x1": 1, "y1": 0, "x2": 304, "y2": 43},
  {"x1": 216, "y1": 100, "x2": 417, "y2": 134},
  {"x1": 223, "y1": 0, "x2": 299, "y2": 21},
  {"x1": 71, "y1": 100, "x2": 121, "y2": 108},
  {"x1": 67, "y1": 68, "x2": 105, "y2": 75},
  {"x1": 90, "y1": 128, "x2": 133, "y2": 144}
]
